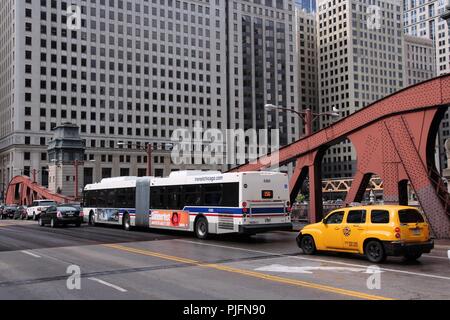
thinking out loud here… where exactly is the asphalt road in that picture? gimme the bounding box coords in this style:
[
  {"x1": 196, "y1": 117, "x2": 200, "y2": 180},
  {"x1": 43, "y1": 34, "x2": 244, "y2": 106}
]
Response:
[{"x1": 0, "y1": 220, "x2": 449, "y2": 300}]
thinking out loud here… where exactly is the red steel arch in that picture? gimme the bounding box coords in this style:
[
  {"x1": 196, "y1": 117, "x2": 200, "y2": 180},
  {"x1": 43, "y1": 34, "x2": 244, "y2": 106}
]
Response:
[
  {"x1": 231, "y1": 74, "x2": 450, "y2": 238},
  {"x1": 5, "y1": 176, "x2": 73, "y2": 205}
]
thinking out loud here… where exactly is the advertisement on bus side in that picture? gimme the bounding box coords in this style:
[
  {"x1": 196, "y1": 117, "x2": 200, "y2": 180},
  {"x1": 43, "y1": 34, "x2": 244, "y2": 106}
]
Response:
[{"x1": 150, "y1": 210, "x2": 190, "y2": 229}]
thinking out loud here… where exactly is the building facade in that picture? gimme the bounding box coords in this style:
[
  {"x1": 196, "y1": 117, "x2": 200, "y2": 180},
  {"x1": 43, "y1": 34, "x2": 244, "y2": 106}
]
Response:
[
  {"x1": 403, "y1": 34, "x2": 436, "y2": 86},
  {"x1": 295, "y1": 0, "x2": 317, "y2": 13},
  {"x1": 227, "y1": 0, "x2": 300, "y2": 154},
  {"x1": 317, "y1": 0, "x2": 405, "y2": 179},
  {"x1": 0, "y1": 0, "x2": 299, "y2": 200},
  {"x1": 295, "y1": 5, "x2": 319, "y2": 133}
]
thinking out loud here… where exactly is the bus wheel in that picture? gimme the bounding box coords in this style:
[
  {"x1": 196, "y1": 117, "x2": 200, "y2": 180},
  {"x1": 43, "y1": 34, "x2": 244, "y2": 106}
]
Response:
[
  {"x1": 195, "y1": 217, "x2": 209, "y2": 240},
  {"x1": 123, "y1": 214, "x2": 131, "y2": 231}
]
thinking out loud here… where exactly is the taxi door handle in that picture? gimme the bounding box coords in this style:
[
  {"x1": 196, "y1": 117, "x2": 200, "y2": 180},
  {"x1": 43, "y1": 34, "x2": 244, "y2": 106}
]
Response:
[{"x1": 334, "y1": 227, "x2": 340, "y2": 230}]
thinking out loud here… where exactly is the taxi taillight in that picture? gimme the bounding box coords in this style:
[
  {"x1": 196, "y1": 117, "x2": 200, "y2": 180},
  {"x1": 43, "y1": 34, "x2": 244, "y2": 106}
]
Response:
[{"x1": 394, "y1": 227, "x2": 401, "y2": 239}]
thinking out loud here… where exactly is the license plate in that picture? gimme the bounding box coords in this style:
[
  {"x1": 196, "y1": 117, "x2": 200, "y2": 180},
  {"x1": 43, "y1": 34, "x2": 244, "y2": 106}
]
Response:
[
  {"x1": 411, "y1": 228, "x2": 421, "y2": 235},
  {"x1": 66, "y1": 212, "x2": 74, "y2": 216}
]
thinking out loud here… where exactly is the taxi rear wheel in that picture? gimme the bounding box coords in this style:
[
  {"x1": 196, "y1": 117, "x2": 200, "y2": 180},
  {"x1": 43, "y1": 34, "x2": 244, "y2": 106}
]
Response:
[
  {"x1": 300, "y1": 235, "x2": 316, "y2": 255},
  {"x1": 365, "y1": 240, "x2": 386, "y2": 263}
]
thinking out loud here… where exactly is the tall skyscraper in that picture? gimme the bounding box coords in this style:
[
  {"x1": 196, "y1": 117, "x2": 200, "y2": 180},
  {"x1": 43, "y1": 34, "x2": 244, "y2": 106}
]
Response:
[
  {"x1": 403, "y1": 0, "x2": 450, "y2": 172},
  {"x1": 295, "y1": 6, "x2": 319, "y2": 134},
  {"x1": 0, "y1": 0, "x2": 299, "y2": 198},
  {"x1": 317, "y1": 0, "x2": 405, "y2": 179},
  {"x1": 296, "y1": 0, "x2": 317, "y2": 13},
  {"x1": 227, "y1": 0, "x2": 299, "y2": 149},
  {"x1": 403, "y1": 34, "x2": 436, "y2": 86}
]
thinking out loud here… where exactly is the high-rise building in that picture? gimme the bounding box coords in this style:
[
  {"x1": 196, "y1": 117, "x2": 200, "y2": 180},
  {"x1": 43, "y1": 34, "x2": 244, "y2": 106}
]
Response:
[
  {"x1": 296, "y1": 0, "x2": 317, "y2": 13},
  {"x1": 0, "y1": 0, "x2": 299, "y2": 199},
  {"x1": 403, "y1": 0, "x2": 450, "y2": 172},
  {"x1": 317, "y1": 0, "x2": 405, "y2": 179},
  {"x1": 403, "y1": 34, "x2": 436, "y2": 86},
  {"x1": 295, "y1": 6, "x2": 319, "y2": 133},
  {"x1": 227, "y1": 0, "x2": 300, "y2": 150}
]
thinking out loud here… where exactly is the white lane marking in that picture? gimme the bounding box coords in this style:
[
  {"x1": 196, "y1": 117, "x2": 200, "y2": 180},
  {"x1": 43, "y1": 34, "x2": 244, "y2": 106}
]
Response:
[
  {"x1": 175, "y1": 239, "x2": 450, "y2": 281},
  {"x1": 88, "y1": 277, "x2": 127, "y2": 293},
  {"x1": 448, "y1": 250, "x2": 450, "y2": 260},
  {"x1": 21, "y1": 250, "x2": 41, "y2": 258},
  {"x1": 422, "y1": 254, "x2": 450, "y2": 260},
  {"x1": 255, "y1": 264, "x2": 381, "y2": 274}
]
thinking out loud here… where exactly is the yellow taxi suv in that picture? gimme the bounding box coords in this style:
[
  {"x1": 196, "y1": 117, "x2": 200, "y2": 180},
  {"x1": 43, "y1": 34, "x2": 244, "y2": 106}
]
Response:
[{"x1": 296, "y1": 205, "x2": 434, "y2": 263}]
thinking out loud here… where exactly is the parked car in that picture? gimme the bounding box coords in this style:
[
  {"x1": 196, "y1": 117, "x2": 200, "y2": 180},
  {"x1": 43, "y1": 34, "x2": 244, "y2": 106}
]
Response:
[
  {"x1": 38, "y1": 205, "x2": 83, "y2": 228},
  {"x1": 3, "y1": 205, "x2": 19, "y2": 219},
  {"x1": 296, "y1": 205, "x2": 434, "y2": 263},
  {"x1": 16, "y1": 206, "x2": 28, "y2": 220},
  {"x1": 27, "y1": 200, "x2": 57, "y2": 220}
]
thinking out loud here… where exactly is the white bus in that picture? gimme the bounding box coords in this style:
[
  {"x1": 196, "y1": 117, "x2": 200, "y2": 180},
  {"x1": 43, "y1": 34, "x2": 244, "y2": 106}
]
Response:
[{"x1": 82, "y1": 171, "x2": 292, "y2": 239}]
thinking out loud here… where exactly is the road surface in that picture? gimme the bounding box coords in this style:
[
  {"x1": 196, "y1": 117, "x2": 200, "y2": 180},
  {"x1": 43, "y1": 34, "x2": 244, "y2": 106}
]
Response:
[{"x1": 0, "y1": 220, "x2": 449, "y2": 300}]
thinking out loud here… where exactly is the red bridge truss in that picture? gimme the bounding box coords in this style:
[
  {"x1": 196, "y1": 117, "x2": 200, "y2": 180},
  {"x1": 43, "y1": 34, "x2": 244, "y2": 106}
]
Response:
[
  {"x1": 5, "y1": 176, "x2": 73, "y2": 206},
  {"x1": 231, "y1": 74, "x2": 450, "y2": 238}
]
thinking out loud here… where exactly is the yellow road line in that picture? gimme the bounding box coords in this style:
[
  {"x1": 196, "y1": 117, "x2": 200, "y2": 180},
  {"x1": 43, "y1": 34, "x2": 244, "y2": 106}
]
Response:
[{"x1": 103, "y1": 243, "x2": 393, "y2": 300}]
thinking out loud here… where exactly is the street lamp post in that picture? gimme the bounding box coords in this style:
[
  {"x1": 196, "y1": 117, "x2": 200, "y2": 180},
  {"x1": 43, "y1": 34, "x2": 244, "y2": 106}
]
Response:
[
  {"x1": 264, "y1": 104, "x2": 340, "y2": 137},
  {"x1": 146, "y1": 143, "x2": 153, "y2": 177},
  {"x1": 74, "y1": 159, "x2": 79, "y2": 200}
]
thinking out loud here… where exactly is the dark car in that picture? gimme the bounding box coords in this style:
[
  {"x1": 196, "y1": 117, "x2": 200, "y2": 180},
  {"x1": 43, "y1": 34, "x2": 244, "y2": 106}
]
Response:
[
  {"x1": 3, "y1": 205, "x2": 19, "y2": 219},
  {"x1": 15, "y1": 206, "x2": 28, "y2": 220},
  {"x1": 38, "y1": 205, "x2": 83, "y2": 228}
]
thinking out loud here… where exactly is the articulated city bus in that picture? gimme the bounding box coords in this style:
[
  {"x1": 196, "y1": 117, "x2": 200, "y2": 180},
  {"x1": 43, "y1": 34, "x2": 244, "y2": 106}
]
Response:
[{"x1": 82, "y1": 171, "x2": 292, "y2": 239}]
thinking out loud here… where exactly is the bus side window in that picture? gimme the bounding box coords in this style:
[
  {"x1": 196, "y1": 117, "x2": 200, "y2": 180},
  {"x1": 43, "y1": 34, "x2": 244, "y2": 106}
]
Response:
[
  {"x1": 106, "y1": 189, "x2": 115, "y2": 208},
  {"x1": 167, "y1": 186, "x2": 183, "y2": 210},
  {"x1": 204, "y1": 184, "x2": 222, "y2": 206},
  {"x1": 115, "y1": 188, "x2": 126, "y2": 208},
  {"x1": 222, "y1": 183, "x2": 239, "y2": 207},
  {"x1": 97, "y1": 190, "x2": 106, "y2": 207},
  {"x1": 127, "y1": 188, "x2": 136, "y2": 208},
  {"x1": 184, "y1": 185, "x2": 201, "y2": 206},
  {"x1": 91, "y1": 190, "x2": 97, "y2": 207}
]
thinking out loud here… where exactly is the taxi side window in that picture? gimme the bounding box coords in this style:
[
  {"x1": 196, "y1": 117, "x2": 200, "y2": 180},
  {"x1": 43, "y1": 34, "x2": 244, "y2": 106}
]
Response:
[
  {"x1": 346, "y1": 210, "x2": 366, "y2": 224},
  {"x1": 325, "y1": 211, "x2": 345, "y2": 224},
  {"x1": 371, "y1": 210, "x2": 390, "y2": 224}
]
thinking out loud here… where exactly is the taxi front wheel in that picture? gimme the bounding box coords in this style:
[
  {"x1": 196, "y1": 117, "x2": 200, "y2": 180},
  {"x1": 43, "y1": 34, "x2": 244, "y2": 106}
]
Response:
[
  {"x1": 300, "y1": 235, "x2": 316, "y2": 255},
  {"x1": 365, "y1": 240, "x2": 386, "y2": 263}
]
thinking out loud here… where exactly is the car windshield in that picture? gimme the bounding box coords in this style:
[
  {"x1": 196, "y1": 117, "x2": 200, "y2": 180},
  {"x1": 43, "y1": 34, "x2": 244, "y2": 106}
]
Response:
[{"x1": 398, "y1": 209, "x2": 425, "y2": 223}]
